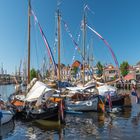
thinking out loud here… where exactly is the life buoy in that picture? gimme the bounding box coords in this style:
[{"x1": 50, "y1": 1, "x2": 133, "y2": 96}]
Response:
[{"x1": 86, "y1": 101, "x2": 92, "y2": 106}]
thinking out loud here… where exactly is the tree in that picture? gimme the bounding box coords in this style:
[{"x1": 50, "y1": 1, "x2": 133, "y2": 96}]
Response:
[
  {"x1": 71, "y1": 66, "x2": 78, "y2": 78},
  {"x1": 30, "y1": 68, "x2": 37, "y2": 80},
  {"x1": 46, "y1": 70, "x2": 50, "y2": 78},
  {"x1": 96, "y1": 61, "x2": 103, "y2": 77},
  {"x1": 120, "y1": 61, "x2": 129, "y2": 77},
  {"x1": 136, "y1": 61, "x2": 140, "y2": 66}
]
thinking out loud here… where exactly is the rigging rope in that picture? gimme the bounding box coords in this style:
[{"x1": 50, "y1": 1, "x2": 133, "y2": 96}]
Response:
[
  {"x1": 57, "y1": 0, "x2": 64, "y2": 7},
  {"x1": 84, "y1": 4, "x2": 95, "y2": 16}
]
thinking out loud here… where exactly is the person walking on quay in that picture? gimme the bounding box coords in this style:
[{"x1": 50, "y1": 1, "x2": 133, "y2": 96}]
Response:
[{"x1": 131, "y1": 84, "x2": 139, "y2": 103}]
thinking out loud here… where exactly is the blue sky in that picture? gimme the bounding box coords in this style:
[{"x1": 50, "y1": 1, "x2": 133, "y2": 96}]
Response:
[{"x1": 0, "y1": 0, "x2": 140, "y2": 74}]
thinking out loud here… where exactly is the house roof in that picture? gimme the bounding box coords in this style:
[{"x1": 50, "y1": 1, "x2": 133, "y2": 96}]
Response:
[
  {"x1": 104, "y1": 64, "x2": 117, "y2": 71},
  {"x1": 72, "y1": 60, "x2": 82, "y2": 68},
  {"x1": 124, "y1": 73, "x2": 135, "y2": 81}
]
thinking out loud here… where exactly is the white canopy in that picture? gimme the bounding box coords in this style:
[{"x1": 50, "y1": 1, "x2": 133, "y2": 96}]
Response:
[
  {"x1": 25, "y1": 81, "x2": 53, "y2": 102},
  {"x1": 97, "y1": 85, "x2": 117, "y2": 97},
  {"x1": 35, "y1": 90, "x2": 55, "y2": 107},
  {"x1": 66, "y1": 84, "x2": 96, "y2": 92}
]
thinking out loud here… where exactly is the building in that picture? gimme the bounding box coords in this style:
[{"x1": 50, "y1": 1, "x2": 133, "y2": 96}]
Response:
[
  {"x1": 61, "y1": 65, "x2": 71, "y2": 80},
  {"x1": 132, "y1": 64, "x2": 140, "y2": 82},
  {"x1": 104, "y1": 64, "x2": 119, "y2": 81}
]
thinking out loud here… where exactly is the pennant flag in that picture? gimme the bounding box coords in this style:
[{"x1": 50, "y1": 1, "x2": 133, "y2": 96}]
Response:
[
  {"x1": 86, "y1": 24, "x2": 119, "y2": 68},
  {"x1": 107, "y1": 92, "x2": 112, "y2": 110},
  {"x1": 61, "y1": 19, "x2": 84, "y2": 59},
  {"x1": 31, "y1": 9, "x2": 57, "y2": 74}
]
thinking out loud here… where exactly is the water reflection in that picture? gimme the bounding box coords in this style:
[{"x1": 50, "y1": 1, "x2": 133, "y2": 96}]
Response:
[
  {"x1": 0, "y1": 85, "x2": 15, "y2": 101},
  {"x1": 131, "y1": 112, "x2": 140, "y2": 126},
  {"x1": 20, "y1": 120, "x2": 64, "y2": 140},
  {"x1": 64, "y1": 113, "x2": 102, "y2": 139},
  {"x1": 63, "y1": 107, "x2": 133, "y2": 140},
  {"x1": 1, "y1": 85, "x2": 140, "y2": 140},
  {"x1": 0, "y1": 119, "x2": 15, "y2": 140}
]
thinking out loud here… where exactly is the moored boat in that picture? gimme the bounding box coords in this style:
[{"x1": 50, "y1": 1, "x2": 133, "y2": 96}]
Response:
[
  {"x1": 8, "y1": 79, "x2": 65, "y2": 122},
  {"x1": 65, "y1": 94, "x2": 99, "y2": 112},
  {"x1": 64, "y1": 84, "x2": 105, "y2": 112},
  {"x1": 97, "y1": 84, "x2": 130, "y2": 108},
  {"x1": 0, "y1": 97, "x2": 14, "y2": 125},
  {"x1": 105, "y1": 94, "x2": 125, "y2": 107},
  {"x1": 0, "y1": 110, "x2": 14, "y2": 125}
]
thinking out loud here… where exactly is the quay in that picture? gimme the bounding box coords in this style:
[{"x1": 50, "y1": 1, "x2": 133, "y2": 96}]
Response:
[
  {"x1": 111, "y1": 81, "x2": 140, "y2": 90},
  {"x1": 111, "y1": 82, "x2": 132, "y2": 90},
  {"x1": 0, "y1": 74, "x2": 21, "y2": 85}
]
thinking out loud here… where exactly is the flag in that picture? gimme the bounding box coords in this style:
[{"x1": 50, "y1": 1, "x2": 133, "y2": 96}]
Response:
[
  {"x1": 98, "y1": 95, "x2": 105, "y2": 113},
  {"x1": 59, "y1": 100, "x2": 64, "y2": 121},
  {"x1": 86, "y1": 24, "x2": 119, "y2": 68},
  {"x1": 107, "y1": 92, "x2": 112, "y2": 110},
  {"x1": 31, "y1": 9, "x2": 57, "y2": 74}
]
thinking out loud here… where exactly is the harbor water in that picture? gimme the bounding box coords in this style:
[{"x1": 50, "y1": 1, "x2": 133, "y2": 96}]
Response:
[{"x1": 1, "y1": 85, "x2": 140, "y2": 140}]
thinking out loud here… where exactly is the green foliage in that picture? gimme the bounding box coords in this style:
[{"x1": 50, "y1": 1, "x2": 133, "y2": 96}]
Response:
[
  {"x1": 30, "y1": 68, "x2": 37, "y2": 80},
  {"x1": 96, "y1": 61, "x2": 103, "y2": 76},
  {"x1": 136, "y1": 61, "x2": 140, "y2": 65},
  {"x1": 71, "y1": 66, "x2": 78, "y2": 77},
  {"x1": 120, "y1": 61, "x2": 129, "y2": 77},
  {"x1": 46, "y1": 70, "x2": 50, "y2": 78}
]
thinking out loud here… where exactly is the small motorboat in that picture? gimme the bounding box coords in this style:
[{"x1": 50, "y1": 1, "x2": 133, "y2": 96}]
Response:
[
  {"x1": 0, "y1": 110, "x2": 14, "y2": 125},
  {"x1": 106, "y1": 107, "x2": 122, "y2": 113},
  {"x1": 0, "y1": 97, "x2": 14, "y2": 125}
]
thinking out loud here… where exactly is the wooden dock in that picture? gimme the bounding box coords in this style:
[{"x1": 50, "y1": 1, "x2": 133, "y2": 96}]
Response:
[{"x1": 111, "y1": 82, "x2": 140, "y2": 90}]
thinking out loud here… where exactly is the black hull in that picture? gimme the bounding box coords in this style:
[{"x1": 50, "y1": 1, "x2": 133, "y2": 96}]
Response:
[
  {"x1": 106, "y1": 96, "x2": 125, "y2": 107},
  {"x1": 13, "y1": 107, "x2": 59, "y2": 122},
  {"x1": 29, "y1": 107, "x2": 59, "y2": 120}
]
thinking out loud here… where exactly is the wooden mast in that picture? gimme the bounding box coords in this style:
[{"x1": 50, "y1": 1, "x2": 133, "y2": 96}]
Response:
[
  {"x1": 82, "y1": 12, "x2": 86, "y2": 85},
  {"x1": 57, "y1": 9, "x2": 61, "y2": 81},
  {"x1": 27, "y1": 0, "x2": 31, "y2": 84}
]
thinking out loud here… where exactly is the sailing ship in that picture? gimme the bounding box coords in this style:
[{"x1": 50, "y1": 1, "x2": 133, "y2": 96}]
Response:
[
  {"x1": 58, "y1": 8, "x2": 107, "y2": 113},
  {"x1": 8, "y1": 0, "x2": 65, "y2": 122},
  {"x1": 63, "y1": 75, "x2": 105, "y2": 112},
  {"x1": 73, "y1": 5, "x2": 131, "y2": 111},
  {"x1": 23, "y1": 80, "x2": 64, "y2": 121}
]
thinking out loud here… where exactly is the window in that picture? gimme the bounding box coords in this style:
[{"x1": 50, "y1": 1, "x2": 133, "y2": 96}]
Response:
[{"x1": 109, "y1": 70, "x2": 115, "y2": 74}]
